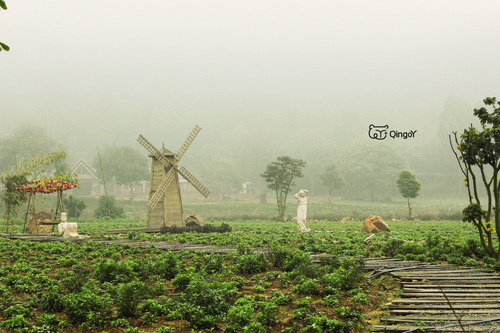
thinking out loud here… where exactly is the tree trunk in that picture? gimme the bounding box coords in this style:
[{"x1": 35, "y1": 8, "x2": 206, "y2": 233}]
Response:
[{"x1": 407, "y1": 197, "x2": 411, "y2": 219}]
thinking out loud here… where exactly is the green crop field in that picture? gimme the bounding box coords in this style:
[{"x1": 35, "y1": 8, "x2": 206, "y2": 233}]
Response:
[{"x1": 0, "y1": 199, "x2": 494, "y2": 333}]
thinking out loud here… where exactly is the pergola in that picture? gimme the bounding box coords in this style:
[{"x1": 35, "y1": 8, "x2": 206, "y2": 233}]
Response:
[{"x1": 17, "y1": 179, "x2": 77, "y2": 233}]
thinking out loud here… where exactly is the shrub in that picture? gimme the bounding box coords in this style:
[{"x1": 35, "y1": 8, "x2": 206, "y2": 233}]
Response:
[
  {"x1": 350, "y1": 288, "x2": 368, "y2": 305},
  {"x1": 172, "y1": 270, "x2": 197, "y2": 292},
  {"x1": 181, "y1": 278, "x2": 237, "y2": 317},
  {"x1": 93, "y1": 195, "x2": 125, "y2": 219},
  {"x1": 37, "y1": 313, "x2": 66, "y2": 332},
  {"x1": 323, "y1": 294, "x2": 340, "y2": 307},
  {"x1": 226, "y1": 303, "x2": 254, "y2": 327},
  {"x1": 300, "y1": 315, "x2": 354, "y2": 333},
  {"x1": 236, "y1": 254, "x2": 269, "y2": 274},
  {"x1": 1, "y1": 314, "x2": 28, "y2": 330},
  {"x1": 153, "y1": 252, "x2": 180, "y2": 279},
  {"x1": 62, "y1": 273, "x2": 86, "y2": 293},
  {"x1": 293, "y1": 278, "x2": 320, "y2": 295},
  {"x1": 63, "y1": 288, "x2": 112, "y2": 325},
  {"x1": 181, "y1": 303, "x2": 221, "y2": 329},
  {"x1": 4, "y1": 304, "x2": 30, "y2": 318},
  {"x1": 113, "y1": 280, "x2": 150, "y2": 318},
  {"x1": 110, "y1": 318, "x2": 130, "y2": 328},
  {"x1": 256, "y1": 301, "x2": 278, "y2": 327},
  {"x1": 93, "y1": 259, "x2": 136, "y2": 283},
  {"x1": 271, "y1": 291, "x2": 293, "y2": 306},
  {"x1": 381, "y1": 238, "x2": 405, "y2": 257},
  {"x1": 38, "y1": 286, "x2": 65, "y2": 312},
  {"x1": 63, "y1": 195, "x2": 87, "y2": 218},
  {"x1": 334, "y1": 306, "x2": 363, "y2": 320},
  {"x1": 266, "y1": 245, "x2": 293, "y2": 268}
]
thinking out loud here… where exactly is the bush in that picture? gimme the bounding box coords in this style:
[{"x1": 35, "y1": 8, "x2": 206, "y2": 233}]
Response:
[
  {"x1": 256, "y1": 301, "x2": 278, "y2": 327},
  {"x1": 63, "y1": 195, "x2": 87, "y2": 218},
  {"x1": 4, "y1": 304, "x2": 30, "y2": 318},
  {"x1": 38, "y1": 286, "x2": 65, "y2": 312},
  {"x1": 293, "y1": 278, "x2": 320, "y2": 295},
  {"x1": 226, "y1": 304, "x2": 254, "y2": 327},
  {"x1": 172, "y1": 270, "x2": 197, "y2": 292},
  {"x1": 93, "y1": 259, "x2": 136, "y2": 283},
  {"x1": 113, "y1": 280, "x2": 150, "y2": 318},
  {"x1": 300, "y1": 315, "x2": 354, "y2": 333},
  {"x1": 153, "y1": 252, "x2": 180, "y2": 279},
  {"x1": 63, "y1": 288, "x2": 112, "y2": 325},
  {"x1": 93, "y1": 195, "x2": 125, "y2": 219},
  {"x1": 236, "y1": 254, "x2": 269, "y2": 274},
  {"x1": 181, "y1": 278, "x2": 237, "y2": 317},
  {"x1": 1, "y1": 314, "x2": 28, "y2": 330}
]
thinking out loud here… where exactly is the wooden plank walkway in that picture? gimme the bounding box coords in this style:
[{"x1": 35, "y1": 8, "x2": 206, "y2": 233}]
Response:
[{"x1": 367, "y1": 257, "x2": 500, "y2": 332}]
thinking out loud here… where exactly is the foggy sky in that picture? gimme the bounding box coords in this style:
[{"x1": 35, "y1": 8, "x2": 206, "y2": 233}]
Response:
[{"x1": 1, "y1": 1, "x2": 500, "y2": 163}]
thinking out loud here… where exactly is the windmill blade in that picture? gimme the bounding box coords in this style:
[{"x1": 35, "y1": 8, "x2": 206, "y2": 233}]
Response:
[
  {"x1": 175, "y1": 125, "x2": 201, "y2": 162},
  {"x1": 147, "y1": 169, "x2": 176, "y2": 210},
  {"x1": 139, "y1": 133, "x2": 209, "y2": 199},
  {"x1": 177, "y1": 166, "x2": 210, "y2": 198},
  {"x1": 138, "y1": 134, "x2": 174, "y2": 168}
]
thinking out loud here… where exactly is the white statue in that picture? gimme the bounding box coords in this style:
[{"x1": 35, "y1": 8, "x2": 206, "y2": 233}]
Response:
[
  {"x1": 58, "y1": 212, "x2": 79, "y2": 237},
  {"x1": 295, "y1": 189, "x2": 310, "y2": 232}
]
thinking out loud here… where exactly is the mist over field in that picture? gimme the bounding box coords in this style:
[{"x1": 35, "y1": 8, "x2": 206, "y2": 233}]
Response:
[{"x1": 1, "y1": 1, "x2": 500, "y2": 200}]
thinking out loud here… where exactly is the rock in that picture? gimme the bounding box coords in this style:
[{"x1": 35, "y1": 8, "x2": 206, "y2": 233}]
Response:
[
  {"x1": 362, "y1": 215, "x2": 390, "y2": 233},
  {"x1": 184, "y1": 213, "x2": 205, "y2": 227}
]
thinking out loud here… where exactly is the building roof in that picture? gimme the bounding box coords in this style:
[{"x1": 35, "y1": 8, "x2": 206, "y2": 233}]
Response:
[{"x1": 71, "y1": 159, "x2": 99, "y2": 180}]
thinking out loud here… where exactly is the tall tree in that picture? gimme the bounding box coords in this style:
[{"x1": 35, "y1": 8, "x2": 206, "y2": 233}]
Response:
[
  {"x1": 319, "y1": 163, "x2": 345, "y2": 204},
  {"x1": 261, "y1": 156, "x2": 306, "y2": 219},
  {"x1": 92, "y1": 145, "x2": 149, "y2": 199},
  {"x1": 339, "y1": 142, "x2": 407, "y2": 201},
  {"x1": 451, "y1": 96, "x2": 500, "y2": 260},
  {"x1": 0, "y1": 123, "x2": 62, "y2": 173},
  {"x1": 200, "y1": 157, "x2": 242, "y2": 200},
  {"x1": 396, "y1": 169, "x2": 421, "y2": 219}
]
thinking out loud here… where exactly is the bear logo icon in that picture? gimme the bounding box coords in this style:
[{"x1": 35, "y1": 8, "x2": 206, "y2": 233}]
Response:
[{"x1": 368, "y1": 124, "x2": 388, "y2": 140}]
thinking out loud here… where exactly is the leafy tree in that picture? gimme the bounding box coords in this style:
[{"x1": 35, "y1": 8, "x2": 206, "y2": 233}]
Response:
[
  {"x1": 261, "y1": 156, "x2": 306, "y2": 219},
  {"x1": 0, "y1": 123, "x2": 62, "y2": 173},
  {"x1": 94, "y1": 195, "x2": 125, "y2": 219},
  {"x1": 200, "y1": 157, "x2": 242, "y2": 200},
  {"x1": 0, "y1": 1, "x2": 9, "y2": 52},
  {"x1": 320, "y1": 163, "x2": 345, "y2": 204},
  {"x1": 396, "y1": 169, "x2": 421, "y2": 219},
  {"x1": 92, "y1": 146, "x2": 148, "y2": 199},
  {"x1": 339, "y1": 143, "x2": 407, "y2": 201},
  {"x1": 450, "y1": 96, "x2": 500, "y2": 260}
]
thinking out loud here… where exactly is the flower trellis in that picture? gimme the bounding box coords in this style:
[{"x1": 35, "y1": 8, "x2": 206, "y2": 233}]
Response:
[
  {"x1": 17, "y1": 179, "x2": 78, "y2": 194},
  {"x1": 17, "y1": 179, "x2": 78, "y2": 233}
]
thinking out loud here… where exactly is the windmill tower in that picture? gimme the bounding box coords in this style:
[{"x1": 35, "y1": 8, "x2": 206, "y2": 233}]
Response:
[{"x1": 137, "y1": 125, "x2": 210, "y2": 229}]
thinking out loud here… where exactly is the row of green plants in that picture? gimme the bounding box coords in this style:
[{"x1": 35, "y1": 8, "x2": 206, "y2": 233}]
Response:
[
  {"x1": 0, "y1": 234, "x2": 392, "y2": 333},
  {"x1": 0, "y1": 217, "x2": 497, "y2": 332}
]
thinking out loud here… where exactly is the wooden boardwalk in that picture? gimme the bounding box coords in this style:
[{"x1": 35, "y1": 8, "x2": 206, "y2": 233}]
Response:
[{"x1": 366, "y1": 258, "x2": 500, "y2": 332}]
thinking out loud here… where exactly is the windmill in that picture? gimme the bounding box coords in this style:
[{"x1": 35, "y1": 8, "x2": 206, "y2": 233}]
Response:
[{"x1": 137, "y1": 125, "x2": 210, "y2": 229}]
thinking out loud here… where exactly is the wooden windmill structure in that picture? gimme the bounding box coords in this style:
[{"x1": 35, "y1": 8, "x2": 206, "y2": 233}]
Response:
[{"x1": 137, "y1": 125, "x2": 210, "y2": 229}]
